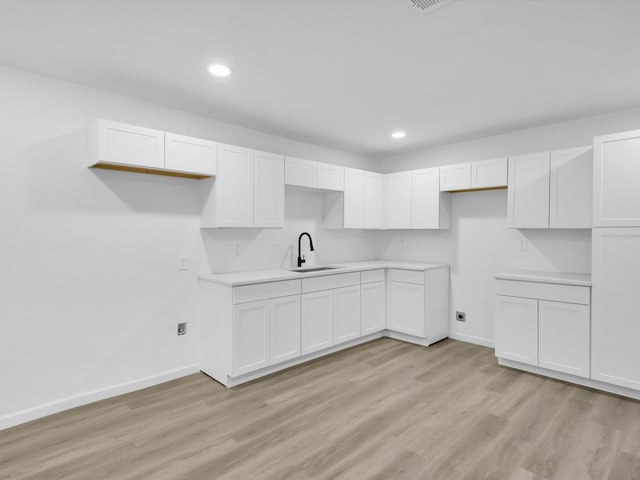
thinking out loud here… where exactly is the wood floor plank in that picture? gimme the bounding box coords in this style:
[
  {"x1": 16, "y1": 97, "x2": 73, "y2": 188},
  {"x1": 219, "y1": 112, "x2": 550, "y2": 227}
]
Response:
[{"x1": 2, "y1": 338, "x2": 640, "y2": 480}]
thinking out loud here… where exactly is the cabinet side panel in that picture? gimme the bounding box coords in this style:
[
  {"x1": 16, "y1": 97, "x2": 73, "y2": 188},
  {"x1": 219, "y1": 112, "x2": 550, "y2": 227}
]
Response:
[
  {"x1": 199, "y1": 281, "x2": 232, "y2": 384},
  {"x1": 425, "y1": 267, "x2": 450, "y2": 342}
]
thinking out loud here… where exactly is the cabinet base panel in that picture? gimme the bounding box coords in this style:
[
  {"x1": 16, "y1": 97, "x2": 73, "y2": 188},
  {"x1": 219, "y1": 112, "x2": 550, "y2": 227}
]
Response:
[
  {"x1": 385, "y1": 330, "x2": 447, "y2": 347},
  {"x1": 204, "y1": 329, "x2": 445, "y2": 388},
  {"x1": 498, "y1": 358, "x2": 640, "y2": 401},
  {"x1": 90, "y1": 162, "x2": 210, "y2": 179}
]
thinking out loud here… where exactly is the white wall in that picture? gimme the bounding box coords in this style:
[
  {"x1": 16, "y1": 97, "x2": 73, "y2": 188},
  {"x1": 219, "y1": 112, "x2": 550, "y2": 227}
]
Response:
[
  {"x1": 0, "y1": 64, "x2": 378, "y2": 429},
  {"x1": 377, "y1": 109, "x2": 640, "y2": 346}
]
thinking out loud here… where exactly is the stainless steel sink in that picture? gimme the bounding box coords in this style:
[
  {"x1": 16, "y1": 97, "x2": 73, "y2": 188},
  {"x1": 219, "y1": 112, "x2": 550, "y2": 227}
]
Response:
[{"x1": 289, "y1": 266, "x2": 342, "y2": 273}]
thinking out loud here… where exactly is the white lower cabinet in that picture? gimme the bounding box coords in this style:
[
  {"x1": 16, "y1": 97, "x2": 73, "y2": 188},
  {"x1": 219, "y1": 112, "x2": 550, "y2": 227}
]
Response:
[
  {"x1": 269, "y1": 295, "x2": 301, "y2": 365},
  {"x1": 301, "y1": 290, "x2": 334, "y2": 355},
  {"x1": 361, "y1": 281, "x2": 386, "y2": 335},
  {"x1": 495, "y1": 295, "x2": 538, "y2": 366},
  {"x1": 495, "y1": 276, "x2": 591, "y2": 377},
  {"x1": 386, "y1": 267, "x2": 450, "y2": 343},
  {"x1": 333, "y1": 285, "x2": 361, "y2": 344},
  {"x1": 233, "y1": 300, "x2": 270, "y2": 376},
  {"x1": 539, "y1": 300, "x2": 590, "y2": 378},
  {"x1": 200, "y1": 264, "x2": 448, "y2": 387},
  {"x1": 388, "y1": 281, "x2": 425, "y2": 337}
]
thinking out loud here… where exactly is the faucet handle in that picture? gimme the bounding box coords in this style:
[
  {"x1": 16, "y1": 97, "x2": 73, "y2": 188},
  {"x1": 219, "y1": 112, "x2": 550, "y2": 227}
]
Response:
[{"x1": 301, "y1": 255, "x2": 306, "y2": 263}]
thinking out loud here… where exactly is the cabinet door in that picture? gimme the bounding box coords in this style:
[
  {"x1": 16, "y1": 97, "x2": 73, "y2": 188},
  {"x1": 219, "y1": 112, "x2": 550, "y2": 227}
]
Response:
[
  {"x1": 301, "y1": 291, "x2": 333, "y2": 355},
  {"x1": 549, "y1": 146, "x2": 592, "y2": 228},
  {"x1": 593, "y1": 130, "x2": 640, "y2": 227},
  {"x1": 361, "y1": 281, "x2": 386, "y2": 335},
  {"x1": 270, "y1": 295, "x2": 300, "y2": 365},
  {"x1": 96, "y1": 119, "x2": 164, "y2": 169},
  {"x1": 440, "y1": 163, "x2": 471, "y2": 191},
  {"x1": 363, "y1": 172, "x2": 385, "y2": 229},
  {"x1": 388, "y1": 281, "x2": 425, "y2": 337},
  {"x1": 165, "y1": 132, "x2": 217, "y2": 175},
  {"x1": 333, "y1": 285, "x2": 361, "y2": 344},
  {"x1": 216, "y1": 144, "x2": 254, "y2": 227},
  {"x1": 317, "y1": 162, "x2": 344, "y2": 191},
  {"x1": 592, "y1": 228, "x2": 640, "y2": 390},
  {"x1": 507, "y1": 152, "x2": 551, "y2": 228},
  {"x1": 539, "y1": 300, "x2": 590, "y2": 378},
  {"x1": 285, "y1": 156, "x2": 316, "y2": 188},
  {"x1": 494, "y1": 295, "x2": 538, "y2": 366},
  {"x1": 471, "y1": 158, "x2": 507, "y2": 189},
  {"x1": 411, "y1": 168, "x2": 440, "y2": 229},
  {"x1": 386, "y1": 172, "x2": 412, "y2": 229},
  {"x1": 343, "y1": 168, "x2": 364, "y2": 228},
  {"x1": 233, "y1": 300, "x2": 270, "y2": 376},
  {"x1": 254, "y1": 150, "x2": 284, "y2": 228}
]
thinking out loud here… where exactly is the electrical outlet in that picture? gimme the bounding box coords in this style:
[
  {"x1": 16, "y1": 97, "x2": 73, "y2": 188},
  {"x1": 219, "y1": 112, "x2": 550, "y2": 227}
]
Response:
[
  {"x1": 456, "y1": 311, "x2": 466, "y2": 322},
  {"x1": 178, "y1": 256, "x2": 188, "y2": 270},
  {"x1": 177, "y1": 322, "x2": 187, "y2": 335},
  {"x1": 520, "y1": 239, "x2": 528, "y2": 252},
  {"x1": 234, "y1": 243, "x2": 240, "y2": 256}
]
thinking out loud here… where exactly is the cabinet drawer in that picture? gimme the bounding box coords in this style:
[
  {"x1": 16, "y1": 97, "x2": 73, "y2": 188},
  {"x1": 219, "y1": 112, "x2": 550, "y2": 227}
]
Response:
[
  {"x1": 361, "y1": 269, "x2": 385, "y2": 284},
  {"x1": 302, "y1": 272, "x2": 360, "y2": 293},
  {"x1": 496, "y1": 279, "x2": 590, "y2": 305},
  {"x1": 390, "y1": 269, "x2": 425, "y2": 285},
  {"x1": 233, "y1": 279, "x2": 301, "y2": 304}
]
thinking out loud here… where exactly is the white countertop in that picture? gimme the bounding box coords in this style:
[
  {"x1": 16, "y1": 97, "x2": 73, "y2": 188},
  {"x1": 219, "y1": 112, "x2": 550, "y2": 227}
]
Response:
[
  {"x1": 495, "y1": 269, "x2": 591, "y2": 287},
  {"x1": 199, "y1": 260, "x2": 448, "y2": 286}
]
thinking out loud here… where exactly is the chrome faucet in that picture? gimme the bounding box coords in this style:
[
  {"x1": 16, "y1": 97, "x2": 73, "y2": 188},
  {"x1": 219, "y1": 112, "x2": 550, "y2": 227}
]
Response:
[{"x1": 297, "y1": 232, "x2": 315, "y2": 267}]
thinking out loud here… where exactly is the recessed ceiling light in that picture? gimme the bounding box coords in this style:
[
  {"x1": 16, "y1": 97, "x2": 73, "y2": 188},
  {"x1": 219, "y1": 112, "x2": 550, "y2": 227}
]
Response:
[
  {"x1": 392, "y1": 131, "x2": 406, "y2": 139},
  {"x1": 208, "y1": 64, "x2": 232, "y2": 77}
]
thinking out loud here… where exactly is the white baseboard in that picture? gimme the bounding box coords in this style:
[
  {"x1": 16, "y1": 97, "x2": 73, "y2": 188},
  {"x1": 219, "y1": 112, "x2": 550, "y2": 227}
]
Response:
[
  {"x1": 448, "y1": 332, "x2": 494, "y2": 348},
  {"x1": 0, "y1": 364, "x2": 200, "y2": 431}
]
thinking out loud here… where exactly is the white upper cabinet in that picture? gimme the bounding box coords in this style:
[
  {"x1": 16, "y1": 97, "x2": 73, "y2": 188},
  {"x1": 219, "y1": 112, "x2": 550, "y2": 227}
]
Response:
[
  {"x1": 508, "y1": 148, "x2": 593, "y2": 229},
  {"x1": 471, "y1": 157, "x2": 508, "y2": 189},
  {"x1": 412, "y1": 167, "x2": 449, "y2": 229},
  {"x1": 91, "y1": 119, "x2": 165, "y2": 170},
  {"x1": 216, "y1": 144, "x2": 254, "y2": 227},
  {"x1": 593, "y1": 130, "x2": 640, "y2": 227},
  {"x1": 316, "y1": 162, "x2": 344, "y2": 191},
  {"x1": 440, "y1": 163, "x2": 471, "y2": 191},
  {"x1": 343, "y1": 168, "x2": 365, "y2": 228},
  {"x1": 89, "y1": 119, "x2": 219, "y2": 178},
  {"x1": 253, "y1": 150, "x2": 284, "y2": 228},
  {"x1": 507, "y1": 152, "x2": 551, "y2": 228},
  {"x1": 285, "y1": 156, "x2": 316, "y2": 188},
  {"x1": 285, "y1": 157, "x2": 345, "y2": 191},
  {"x1": 363, "y1": 172, "x2": 385, "y2": 229},
  {"x1": 549, "y1": 146, "x2": 592, "y2": 228},
  {"x1": 386, "y1": 172, "x2": 412, "y2": 229},
  {"x1": 165, "y1": 132, "x2": 217, "y2": 176},
  {"x1": 202, "y1": 146, "x2": 286, "y2": 229}
]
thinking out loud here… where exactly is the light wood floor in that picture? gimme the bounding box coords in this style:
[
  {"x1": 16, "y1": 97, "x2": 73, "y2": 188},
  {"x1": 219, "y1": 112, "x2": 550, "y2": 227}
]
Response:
[{"x1": 2, "y1": 338, "x2": 640, "y2": 479}]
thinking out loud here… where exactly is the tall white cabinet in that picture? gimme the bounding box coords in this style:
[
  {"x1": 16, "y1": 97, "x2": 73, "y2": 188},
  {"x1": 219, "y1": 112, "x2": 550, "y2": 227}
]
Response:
[
  {"x1": 591, "y1": 130, "x2": 640, "y2": 393},
  {"x1": 592, "y1": 228, "x2": 640, "y2": 390}
]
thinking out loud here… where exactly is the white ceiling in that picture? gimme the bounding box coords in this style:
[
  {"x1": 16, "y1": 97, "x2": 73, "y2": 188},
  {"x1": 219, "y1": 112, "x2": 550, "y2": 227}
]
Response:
[{"x1": 1, "y1": 0, "x2": 639, "y2": 157}]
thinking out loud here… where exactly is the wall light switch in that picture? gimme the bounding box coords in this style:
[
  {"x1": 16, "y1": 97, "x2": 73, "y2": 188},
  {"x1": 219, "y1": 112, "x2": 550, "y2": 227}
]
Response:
[{"x1": 178, "y1": 256, "x2": 188, "y2": 270}]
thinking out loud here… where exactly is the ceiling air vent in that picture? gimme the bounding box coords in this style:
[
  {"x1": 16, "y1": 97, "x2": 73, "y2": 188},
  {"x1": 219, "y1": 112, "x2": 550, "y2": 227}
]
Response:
[{"x1": 406, "y1": 0, "x2": 454, "y2": 16}]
